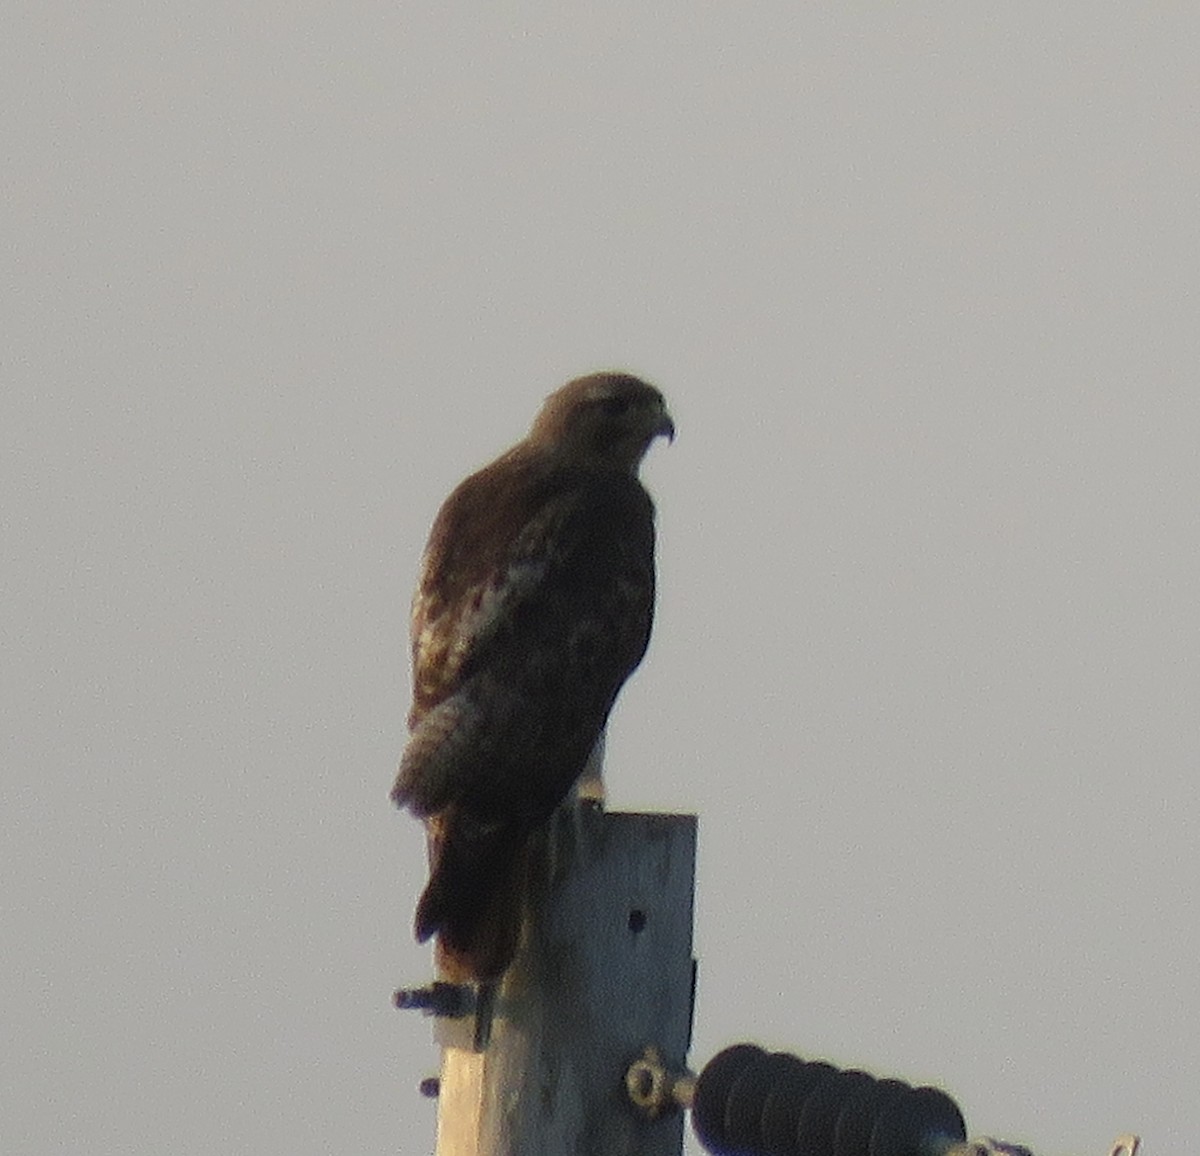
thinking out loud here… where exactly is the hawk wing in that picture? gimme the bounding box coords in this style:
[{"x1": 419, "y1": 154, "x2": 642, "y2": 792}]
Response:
[{"x1": 393, "y1": 454, "x2": 655, "y2": 825}]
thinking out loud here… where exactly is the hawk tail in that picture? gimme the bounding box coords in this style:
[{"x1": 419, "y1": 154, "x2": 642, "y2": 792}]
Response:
[{"x1": 415, "y1": 812, "x2": 529, "y2": 983}]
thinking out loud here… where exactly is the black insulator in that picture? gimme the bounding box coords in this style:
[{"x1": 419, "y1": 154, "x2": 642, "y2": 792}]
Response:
[
  {"x1": 760, "y1": 1059, "x2": 837, "y2": 1154},
  {"x1": 871, "y1": 1086, "x2": 967, "y2": 1156},
  {"x1": 725, "y1": 1051, "x2": 811, "y2": 1152},
  {"x1": 834, "y1": 1078, "x2": 909, "y2": 1156},
  {"x1": 691, "y1": 1046, "x2": 967, "y2": 1156},
  {"x1": 693, "y1": 1044, "x2": 766, "y2": 1154},
  {"x1": 796, "y1": 1069, "x2": 874, "y2": 1156}
]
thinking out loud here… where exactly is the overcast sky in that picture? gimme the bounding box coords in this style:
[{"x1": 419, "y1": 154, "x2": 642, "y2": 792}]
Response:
[{"x1": 4, "y1": 4, "x2": 1199, "y2": 1154}]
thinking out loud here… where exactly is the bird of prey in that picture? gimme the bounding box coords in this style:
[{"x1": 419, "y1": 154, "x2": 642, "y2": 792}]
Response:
[{"x1": 392, "y1": 372, "x2": 674, "y2": 983}]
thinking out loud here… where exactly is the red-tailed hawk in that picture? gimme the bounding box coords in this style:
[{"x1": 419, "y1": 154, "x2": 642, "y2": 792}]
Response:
[{"x1": 392, "y1": 372, "x2": 674, "y2": 982}]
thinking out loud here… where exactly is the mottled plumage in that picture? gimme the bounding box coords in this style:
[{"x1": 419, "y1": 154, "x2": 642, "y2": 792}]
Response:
[{"x1": 392, "y1": 372, "x2": 673, "y2": 982}]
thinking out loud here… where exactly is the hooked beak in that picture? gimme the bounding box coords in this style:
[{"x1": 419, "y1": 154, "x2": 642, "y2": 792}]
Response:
[{"x1": 655, "y1": 408, "x2": 676, "y2": 444}]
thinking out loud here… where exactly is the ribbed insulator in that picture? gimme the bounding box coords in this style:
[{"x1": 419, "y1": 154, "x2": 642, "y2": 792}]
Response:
[{"x1": 691, "y1": 1044, "x2": 966, "y2": 1156}]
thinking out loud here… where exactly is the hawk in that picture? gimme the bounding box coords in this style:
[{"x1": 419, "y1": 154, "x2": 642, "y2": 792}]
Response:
[{"x1": 392, "y1": 372, "x2": 674, "y2": 982}]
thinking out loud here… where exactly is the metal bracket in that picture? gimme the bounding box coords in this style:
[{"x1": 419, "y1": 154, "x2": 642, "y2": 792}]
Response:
[
  {"x1": 948, "y1": 1135, "x2": 1141, "y2": 1156},
  {"x1": 394, "y1": 981, "x2": 478, "y2": 1018},
  {"x1": 393, "y1": 980, "x2": 497, "y2": 1051},
  {"x1": 1108, "y1": 1136, "x2": 1140, "y2": 1156},
  {"x1": 625, "y1": 1045, "x2": 696, "y2": 1119}
]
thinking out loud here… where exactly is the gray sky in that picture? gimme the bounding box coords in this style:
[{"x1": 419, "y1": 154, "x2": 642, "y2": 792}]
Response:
[{"x1": 4, "y1": 4, "x2": 1198, "y2": 1153}]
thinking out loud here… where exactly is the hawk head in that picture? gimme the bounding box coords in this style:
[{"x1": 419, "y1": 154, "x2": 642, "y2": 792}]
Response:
[{"x1": 529, "y1": 372, "x2": 675, "y2": 472}]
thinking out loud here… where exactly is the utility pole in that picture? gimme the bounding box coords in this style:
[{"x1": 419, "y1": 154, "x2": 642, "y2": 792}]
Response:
[
  {"x1": 413, "y1": 807, "x2": 697, "y2": 1156},
  {"x1": 397, "y1": 808, "x2": 1143, "y2": 1156}
]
